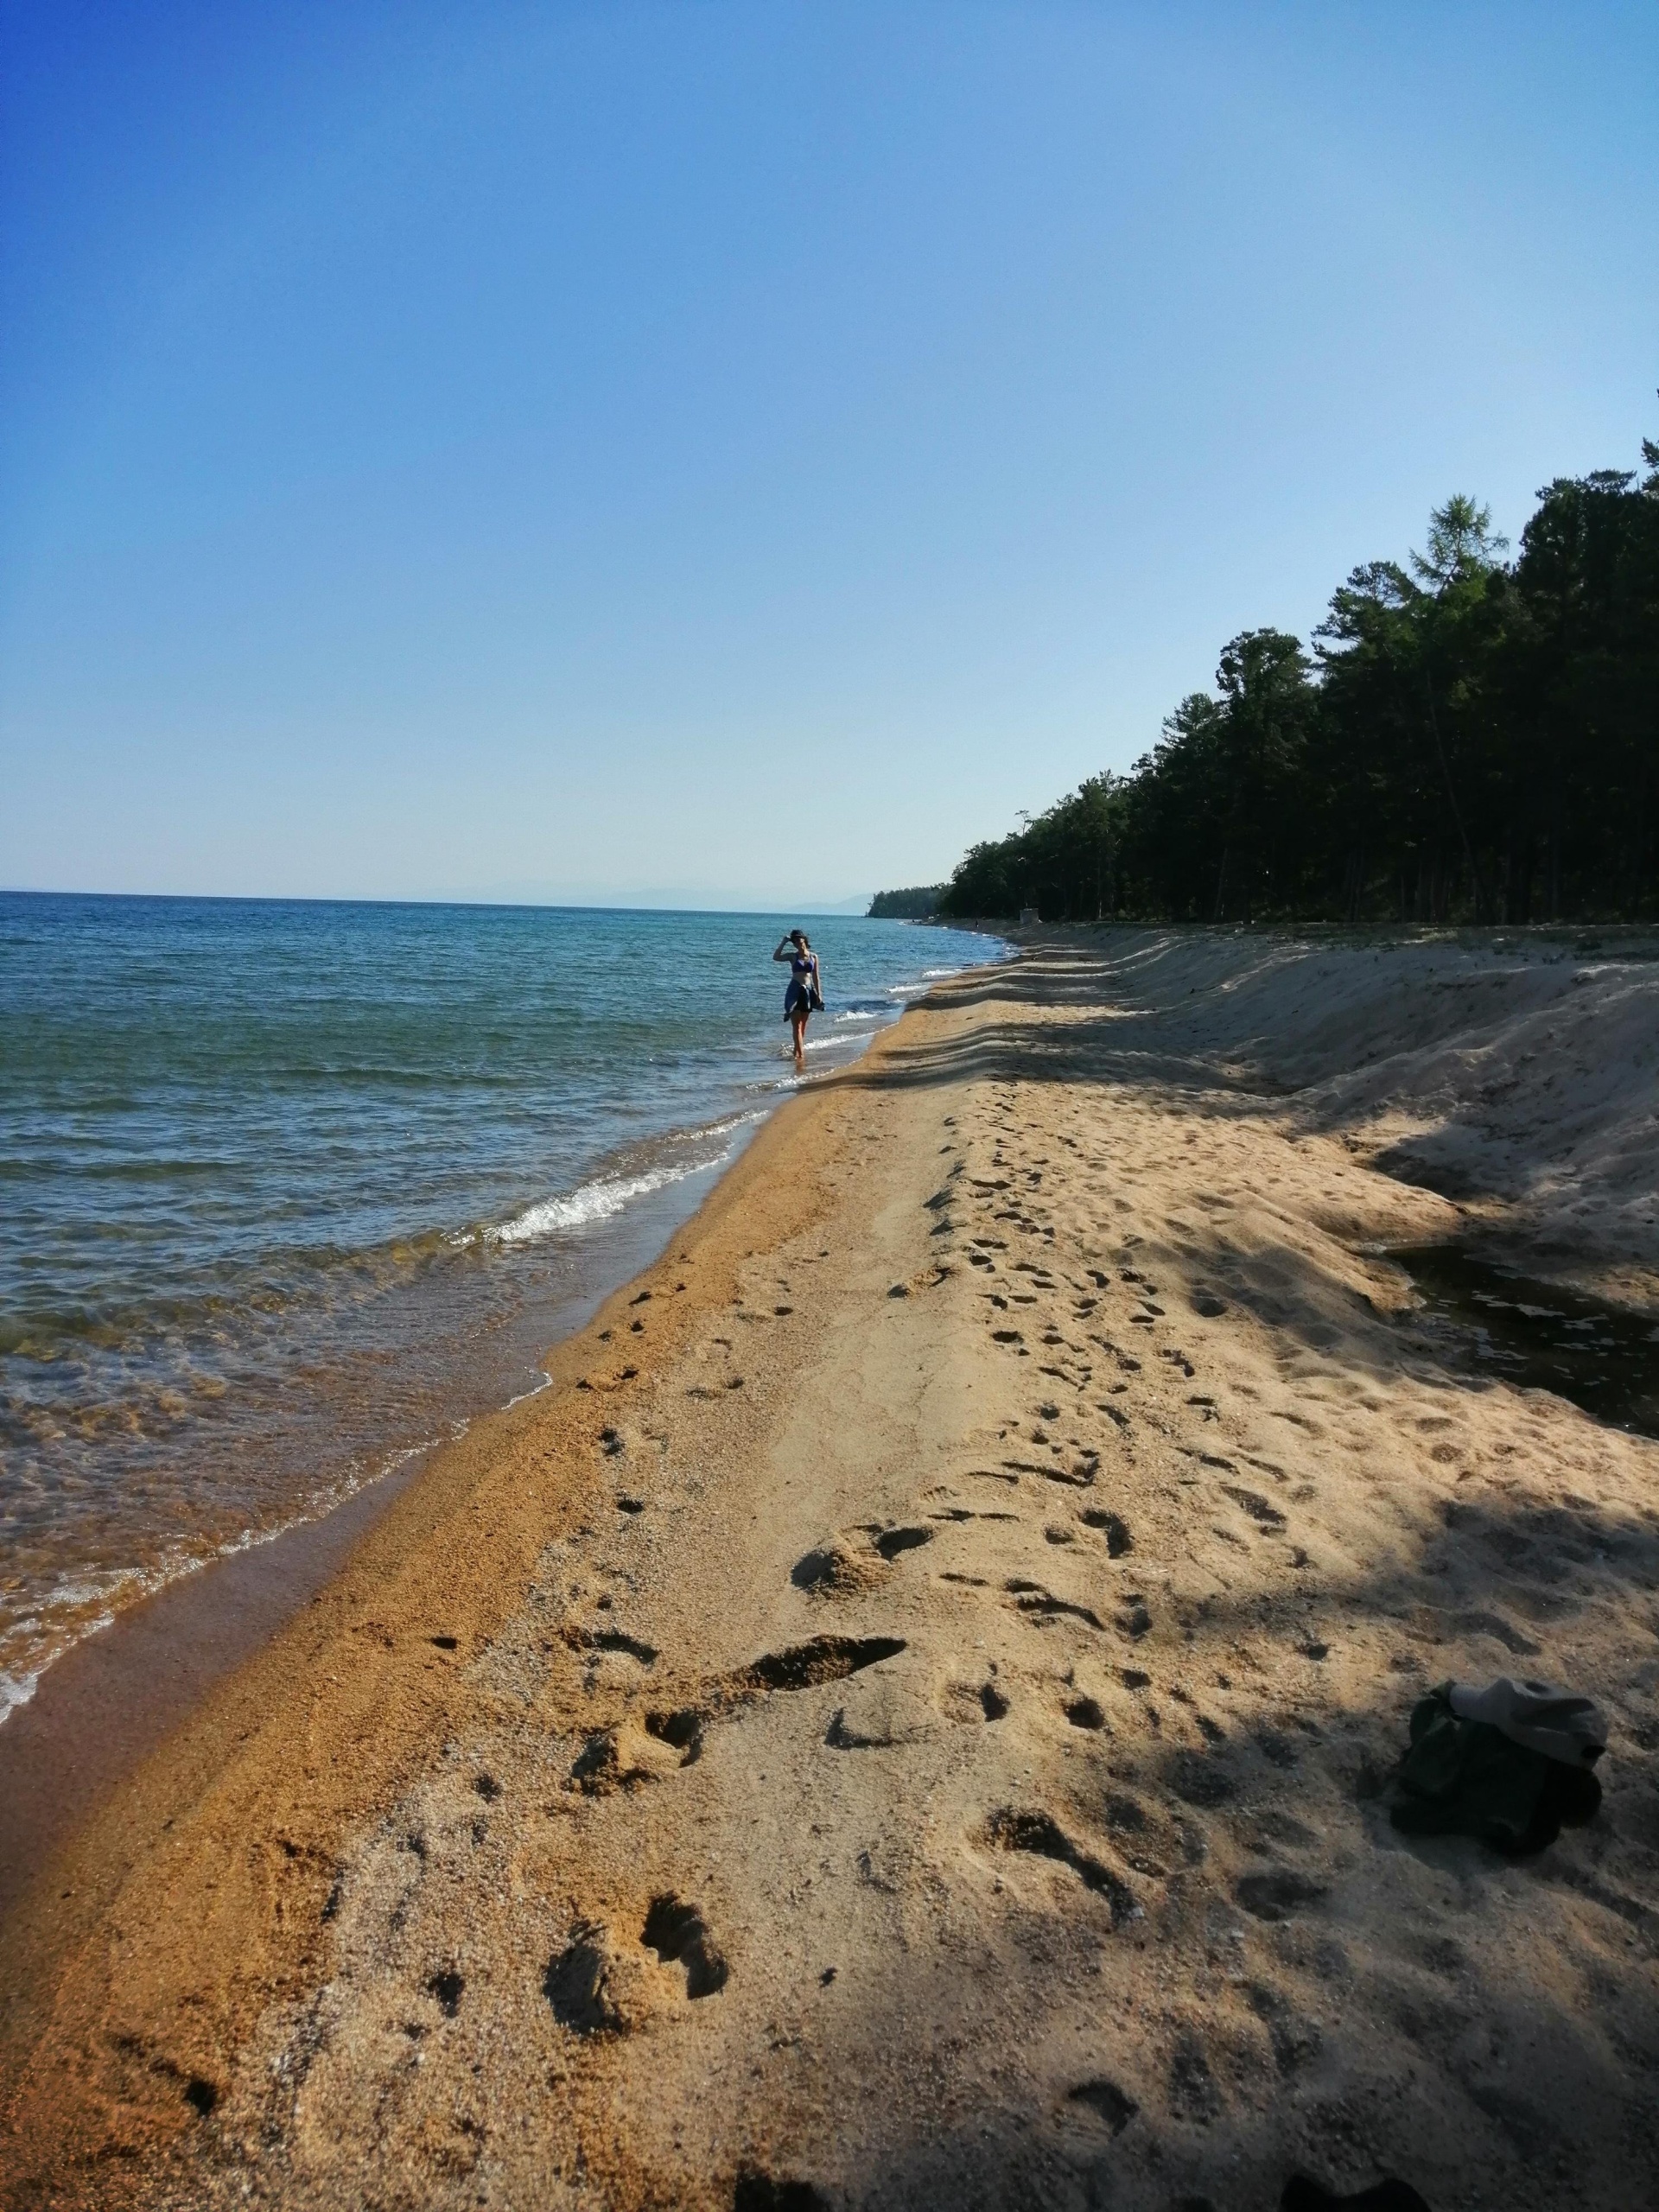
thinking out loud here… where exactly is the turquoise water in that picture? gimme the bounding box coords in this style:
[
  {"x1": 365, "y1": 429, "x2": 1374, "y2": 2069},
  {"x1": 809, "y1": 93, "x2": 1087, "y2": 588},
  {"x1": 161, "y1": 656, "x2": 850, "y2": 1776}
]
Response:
[{"x1": 0, "y1": 893, "x2": 1000, "y2": 1715}]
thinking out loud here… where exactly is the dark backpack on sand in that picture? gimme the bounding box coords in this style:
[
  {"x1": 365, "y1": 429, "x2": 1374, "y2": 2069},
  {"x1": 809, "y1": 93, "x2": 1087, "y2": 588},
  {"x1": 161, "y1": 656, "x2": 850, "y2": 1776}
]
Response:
[{"x1": 1389, "y1": 1681, "x2": 1602, "y2": 1856}]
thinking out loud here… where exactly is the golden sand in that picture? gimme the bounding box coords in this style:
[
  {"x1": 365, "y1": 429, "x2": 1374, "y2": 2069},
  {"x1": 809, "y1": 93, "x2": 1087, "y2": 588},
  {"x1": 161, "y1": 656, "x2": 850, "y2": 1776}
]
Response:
[{"x1": 3, "y1": 933, "x2": 1656, "y2": 2211}]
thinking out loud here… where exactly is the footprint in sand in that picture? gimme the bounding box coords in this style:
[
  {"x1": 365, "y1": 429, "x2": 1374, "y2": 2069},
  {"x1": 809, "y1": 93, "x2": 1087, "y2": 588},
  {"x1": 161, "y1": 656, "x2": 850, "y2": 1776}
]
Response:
[
  {"x1": 1235, "y1": 1868, "x2": 1326, "y2": 1922},
  {"x1": 982, "y1": 1808, "x2": 1138, "y2": 1926},
  {"x1": 735, "y1": 1635, "x2": 906, "y2": 1694},
  {"x1": 1084, "y1": 1503, "x2": 1141, "y2": 1557},
  {"x1": 873, "y1": 1525, "x2": 933, "y2": 1560},
  {"x1": 426, "y1": 1967, "x2": 464, "y2": 2018},
  {"x1": 791, "y1": 1527, "x2": 931, "y2": 1596},
  {"x1": 543, "y1": 1921, "x2": 632, "y2": 2036},
  {"x1": 643, "y1": 1707, "x2": 705, "y2": 1763},
  {"x1": 1004, "y1": 1580, "x2": 1104, "y2": 1630},
  {"x1": 1166, "y1": 2034, "x2": 1223, "y2": 2121},
  {"x1": 940, "y1": 1677, "x2": 1007, "y2": 1722},
  {"x1": 1221, "y1": 1484, "x2": 1287, "y2": 1532},
  {"x1": 733, "y1": 2171, "x2": 832, "y2": 2211},
  {"x1": 563, "y1": 1624, "x2": 658, "y2": 1666},
  {"x1": 1116, "y1": 1594, "x2": 1152, "y2": 1638},
  {"x1": 642, "y1": 1894, "x2": 728, "y2": 1998},
  {"x1": 569, "y1": 1719, "x2": 685, "y2": 1796},
  {"x1": 1063, "y1": 2078, "x2": 1138, "y2": 2135},
  {"x1": 824, "y1": 1670, "x2": 933, "y2": 1749}
]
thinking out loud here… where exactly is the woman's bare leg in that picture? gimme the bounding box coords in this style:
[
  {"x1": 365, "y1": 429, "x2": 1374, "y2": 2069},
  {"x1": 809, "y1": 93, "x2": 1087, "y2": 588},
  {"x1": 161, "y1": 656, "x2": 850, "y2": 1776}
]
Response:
[{"x1": 791, "y1": 1011, "x2": 806, "y2": 1070}]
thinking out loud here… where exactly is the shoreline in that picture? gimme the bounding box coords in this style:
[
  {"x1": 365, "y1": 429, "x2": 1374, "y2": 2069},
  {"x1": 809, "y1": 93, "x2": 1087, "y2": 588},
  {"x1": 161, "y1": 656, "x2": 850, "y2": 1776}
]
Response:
[
  {"x1": 0, "y1": 1108, "x2": 746, "y2": 1923},
  {"x1": 0, "y1": 1011, "x2": 880, "y2": 2133},
  {"x1": 0, "y1": 1441, "x2": 430, "y2": 1925},
  {"x1": 0, "y1": 934, "x2": 1008, "y2": 1904},
  {"x1": 0, "y1": 948, "x2": 1002, "y2": 1928},
  {"x1": 1, "y1": 902, "x2": 1005, "y2": 1750},
  {"x1": 3, "y1": 931, "x2": 1656, "y2": 2211}
]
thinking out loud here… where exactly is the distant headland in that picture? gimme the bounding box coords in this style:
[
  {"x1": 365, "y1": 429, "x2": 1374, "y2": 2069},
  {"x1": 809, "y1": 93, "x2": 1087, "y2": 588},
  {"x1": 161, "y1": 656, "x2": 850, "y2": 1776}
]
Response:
[{"x1": 866, "y1": 884, "x2": 945, "y2": 919}]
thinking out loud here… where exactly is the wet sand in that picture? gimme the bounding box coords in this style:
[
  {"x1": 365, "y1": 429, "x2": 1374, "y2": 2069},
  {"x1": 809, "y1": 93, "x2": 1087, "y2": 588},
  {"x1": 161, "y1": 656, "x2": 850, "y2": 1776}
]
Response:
[
  {"x1": 0, "y1": 1162, "x2": 751, "y2": 1927},
  {"x1": 3, "y1": 932, "x2": 1657, "y2": 2211}
]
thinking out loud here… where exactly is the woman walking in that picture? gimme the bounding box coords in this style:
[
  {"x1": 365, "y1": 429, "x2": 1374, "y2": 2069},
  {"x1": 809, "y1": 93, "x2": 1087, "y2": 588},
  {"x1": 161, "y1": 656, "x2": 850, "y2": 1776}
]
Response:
[{"x1": 772, "y1": 929, "x2": 823, "y2": 1072}]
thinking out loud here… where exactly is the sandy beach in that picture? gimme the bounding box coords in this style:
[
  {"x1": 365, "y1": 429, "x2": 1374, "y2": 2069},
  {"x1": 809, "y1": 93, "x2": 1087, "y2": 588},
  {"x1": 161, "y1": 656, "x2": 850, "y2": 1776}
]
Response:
[{"x1": 3, "y1": 929, "x2": 1658, "y2": 2212}]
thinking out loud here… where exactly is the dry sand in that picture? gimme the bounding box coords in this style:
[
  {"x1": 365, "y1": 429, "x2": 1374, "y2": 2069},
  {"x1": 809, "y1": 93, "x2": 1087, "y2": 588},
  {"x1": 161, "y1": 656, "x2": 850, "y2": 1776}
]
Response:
[{"x1": 3, "y1": 929, "x2": 1658, "y2": 2212}]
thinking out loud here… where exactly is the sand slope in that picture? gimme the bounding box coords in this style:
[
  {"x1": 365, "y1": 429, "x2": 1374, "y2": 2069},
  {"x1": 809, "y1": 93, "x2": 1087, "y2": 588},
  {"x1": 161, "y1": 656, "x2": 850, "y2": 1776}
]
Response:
[{"x1": 3, "y1": 933, "x2": 1658, "y2": 2212}]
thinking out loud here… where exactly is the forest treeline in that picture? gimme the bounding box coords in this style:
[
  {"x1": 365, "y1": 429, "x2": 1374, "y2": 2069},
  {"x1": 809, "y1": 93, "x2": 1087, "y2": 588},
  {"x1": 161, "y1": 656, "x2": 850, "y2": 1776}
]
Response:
[
  {"x1": 868, "y1": 885, "x2": 944, "y2": 918},
  {"x1": 928, "y1": 428, "x2": 1659, "y2": 926}
]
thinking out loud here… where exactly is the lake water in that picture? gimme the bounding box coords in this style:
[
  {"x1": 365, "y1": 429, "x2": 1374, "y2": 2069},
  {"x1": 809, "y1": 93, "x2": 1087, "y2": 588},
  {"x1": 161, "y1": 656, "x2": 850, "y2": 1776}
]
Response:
[{"x1": 0, "y1": 894, "x2": 1000, "y2": 1719}]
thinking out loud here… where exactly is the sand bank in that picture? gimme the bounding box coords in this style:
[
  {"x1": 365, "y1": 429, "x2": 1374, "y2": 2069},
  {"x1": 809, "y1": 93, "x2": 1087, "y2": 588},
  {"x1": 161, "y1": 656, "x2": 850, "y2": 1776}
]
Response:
[{"x1": 3, "y1": 931, "x2": 1657, "y2": 2211}]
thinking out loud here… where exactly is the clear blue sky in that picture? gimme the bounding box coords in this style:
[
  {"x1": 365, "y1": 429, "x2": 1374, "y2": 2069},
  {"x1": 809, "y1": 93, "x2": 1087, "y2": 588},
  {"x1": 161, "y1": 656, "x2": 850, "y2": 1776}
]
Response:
[{"x1": 3, "y1": 3, "x2": 1655, "y2": 908}]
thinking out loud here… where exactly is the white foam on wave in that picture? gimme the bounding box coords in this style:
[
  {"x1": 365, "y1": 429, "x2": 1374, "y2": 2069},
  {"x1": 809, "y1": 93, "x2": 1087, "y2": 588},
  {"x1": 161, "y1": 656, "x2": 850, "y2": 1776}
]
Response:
[
  {"x1": 504, "y1": 1368, "x2": 553, "y2": 1411},
  {"x1": 490, "y1": 1113, "x2": 762, "y2": 1249},
  {"x1": 448, "y1": 1113, "x2": 762, "y2": 1256},
  {"x1": 677, "y1": 1111, "x2": 754, "y2": 1143},
  {"x1": 0, "y1": 1669, "x2": 39, "y2": 1723},
  {"x1": 474, "y1": 1102, "x2": 769, "y2": 1253},
  {"x1": 493, "y1": 1166, "x2": 687, "y2": 1243}
]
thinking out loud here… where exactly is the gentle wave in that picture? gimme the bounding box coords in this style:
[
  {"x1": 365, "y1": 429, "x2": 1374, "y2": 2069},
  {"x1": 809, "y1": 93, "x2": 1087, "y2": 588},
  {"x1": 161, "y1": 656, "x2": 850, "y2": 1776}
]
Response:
[
  {"x1": 489, "y1": 1114, "x2": 761, "y2": 1247},
  {"x1": 493, "y1": 1163, "x2": 702, "y2": 1244}
]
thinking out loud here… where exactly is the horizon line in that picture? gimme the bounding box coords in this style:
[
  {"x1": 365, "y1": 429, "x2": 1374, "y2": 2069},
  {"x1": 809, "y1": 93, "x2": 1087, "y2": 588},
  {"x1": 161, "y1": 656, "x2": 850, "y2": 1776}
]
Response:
[{"x1": 0, "y1": 885, "x2": 930, "y2": 920}]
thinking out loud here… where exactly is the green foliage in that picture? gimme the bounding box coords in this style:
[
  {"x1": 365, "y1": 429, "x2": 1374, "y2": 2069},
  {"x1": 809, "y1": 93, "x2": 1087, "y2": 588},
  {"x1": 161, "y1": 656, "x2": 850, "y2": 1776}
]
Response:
[
  {"x1": 867, "y1": 884, "x2": 946, "y2": 918},
  {"x1": 944, "y1": 774, "x2": 1133, "y2": 922},
  {"x1": 938, "y1": 429, "x2": 1659, "y2": 925}
]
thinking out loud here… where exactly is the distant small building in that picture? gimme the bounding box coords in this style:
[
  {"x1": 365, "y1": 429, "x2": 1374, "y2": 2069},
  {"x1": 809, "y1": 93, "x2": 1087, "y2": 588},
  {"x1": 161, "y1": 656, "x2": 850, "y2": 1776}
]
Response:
[{"x1": 1019, "y1": 906, "x2": 1039, "y2": 925}]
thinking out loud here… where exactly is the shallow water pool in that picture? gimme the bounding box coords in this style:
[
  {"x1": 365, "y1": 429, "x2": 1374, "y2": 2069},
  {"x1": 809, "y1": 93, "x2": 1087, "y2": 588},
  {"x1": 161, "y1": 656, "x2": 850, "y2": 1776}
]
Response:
[{"x1": 1391, "y1": 1243, "x2": 1659, "y2": 1439}]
